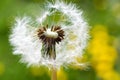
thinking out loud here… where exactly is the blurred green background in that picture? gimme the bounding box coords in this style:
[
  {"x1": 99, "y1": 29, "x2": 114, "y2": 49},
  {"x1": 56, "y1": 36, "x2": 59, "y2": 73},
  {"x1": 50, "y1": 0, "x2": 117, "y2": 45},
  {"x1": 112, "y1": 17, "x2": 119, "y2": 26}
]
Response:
[{"x1": 0, "y1": 0, "x2": 120, "y2": 80}]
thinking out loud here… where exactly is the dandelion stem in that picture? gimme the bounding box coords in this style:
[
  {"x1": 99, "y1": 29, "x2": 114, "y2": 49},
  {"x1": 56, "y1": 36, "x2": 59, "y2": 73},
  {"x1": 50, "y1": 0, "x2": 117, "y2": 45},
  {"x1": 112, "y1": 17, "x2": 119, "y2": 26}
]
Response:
[
  {"x1": 51, "y1": 66, "x2": 57, "y2": 80},
  {"x1": 51, "y1": 46, "x2": 57, "y2": 80}
]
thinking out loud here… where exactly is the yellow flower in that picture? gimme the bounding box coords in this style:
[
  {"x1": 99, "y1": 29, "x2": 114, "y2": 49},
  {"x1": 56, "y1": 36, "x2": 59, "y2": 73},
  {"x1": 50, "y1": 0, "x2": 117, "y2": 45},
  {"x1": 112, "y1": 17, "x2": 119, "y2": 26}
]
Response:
[
  {"x1": 102, "y1": 71, "x2": 120, "y2": 80},
  {"x1": 88, "y1": 25, "x2": 120, "y2": 80},
  {"x1": 29, "y1": 66, "x2": 47, "y2": 77},
  {"x1": 30, "y1": 66, "x2": 68, "y2": 80},
  {"x1": 57, "y1": 68, "x2": 68, "y2": 80},
  {"x1": 0, "y1": 62, "x2": 5, "y2": 75}
]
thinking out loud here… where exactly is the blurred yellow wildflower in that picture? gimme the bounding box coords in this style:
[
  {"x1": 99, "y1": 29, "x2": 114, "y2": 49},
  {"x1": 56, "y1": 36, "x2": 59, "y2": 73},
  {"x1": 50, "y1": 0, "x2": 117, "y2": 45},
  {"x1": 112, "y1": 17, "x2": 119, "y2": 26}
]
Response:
[
  {"x1": 57, "y1": 68, "x2": 68, "y2": 80},
  {"x1": 88, "y1": 25, "x2": 120, "y2": 80},
  {"x1": 0, "y1": 62, "x2": 5, "y2": 75},
  {"x1": 29, "y1": 66, "x2": 48, "y2": 77},
  {"x1": 29, "y1": 66, "x2": 68, "y2": 80}
]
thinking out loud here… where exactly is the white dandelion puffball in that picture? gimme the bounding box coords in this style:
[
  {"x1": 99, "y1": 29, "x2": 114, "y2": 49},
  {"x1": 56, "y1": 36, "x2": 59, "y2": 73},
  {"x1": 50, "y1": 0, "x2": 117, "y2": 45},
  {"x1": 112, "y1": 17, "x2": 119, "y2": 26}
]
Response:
[{"x1": 9, "y1": 1, "x2": 89, "y2": 69}]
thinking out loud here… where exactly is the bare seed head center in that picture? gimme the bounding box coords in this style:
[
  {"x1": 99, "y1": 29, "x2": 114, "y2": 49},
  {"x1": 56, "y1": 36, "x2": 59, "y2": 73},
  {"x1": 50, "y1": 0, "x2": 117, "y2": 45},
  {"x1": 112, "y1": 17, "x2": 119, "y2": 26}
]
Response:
[
  {"x1": 44, "y1": 28, "x2": 58, "y2": 38},
  {"x1": 37, "y1": 25, "x2": 64, "y2": 59}
]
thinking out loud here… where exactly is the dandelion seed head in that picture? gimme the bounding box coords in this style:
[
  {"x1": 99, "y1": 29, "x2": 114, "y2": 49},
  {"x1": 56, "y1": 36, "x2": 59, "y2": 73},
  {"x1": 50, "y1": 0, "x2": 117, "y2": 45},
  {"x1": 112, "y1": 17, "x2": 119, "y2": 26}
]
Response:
[
  {"x1": 9, "y1": 0, "x2": 89, "y2": 69},
  {"x1": 44, "y1": 28, "x2": 58, "y2": 38}
]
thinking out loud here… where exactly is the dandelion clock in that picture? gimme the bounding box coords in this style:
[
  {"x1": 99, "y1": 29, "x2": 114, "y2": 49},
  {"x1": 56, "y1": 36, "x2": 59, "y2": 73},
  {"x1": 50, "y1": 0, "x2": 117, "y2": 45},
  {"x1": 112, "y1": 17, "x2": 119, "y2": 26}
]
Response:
[{"x1": 9, "y1": 1, "x2": 89, "y2": 80}]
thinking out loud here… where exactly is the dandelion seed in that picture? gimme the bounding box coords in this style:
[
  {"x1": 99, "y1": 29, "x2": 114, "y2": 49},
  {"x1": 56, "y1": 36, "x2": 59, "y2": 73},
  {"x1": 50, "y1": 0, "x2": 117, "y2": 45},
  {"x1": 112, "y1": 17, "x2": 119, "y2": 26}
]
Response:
[{"x1": 9, "y1": 0, "x2": 89, "y2": 71}]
